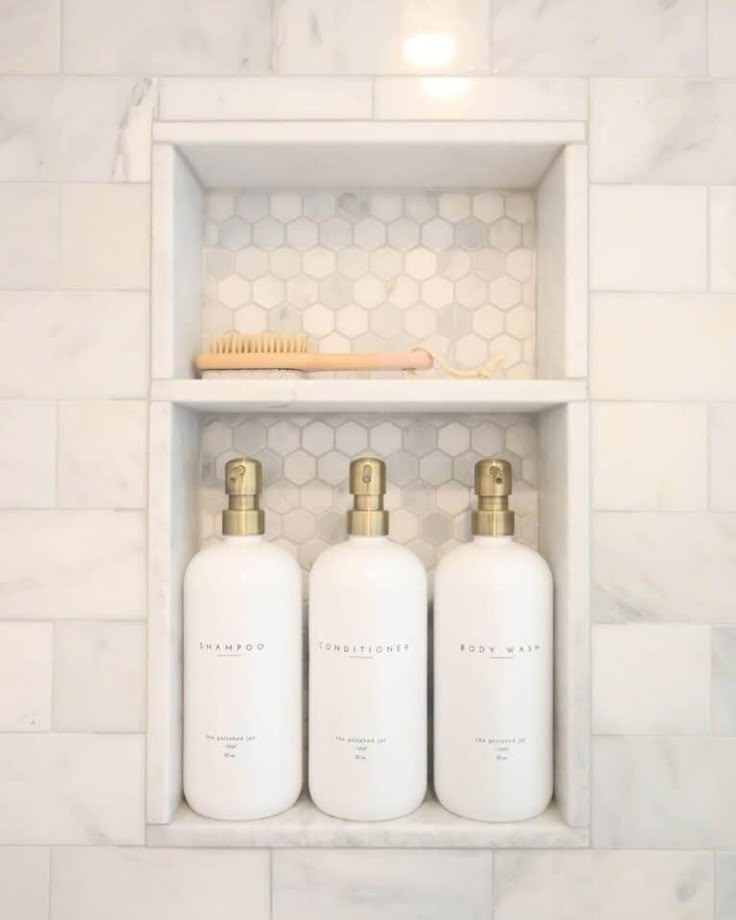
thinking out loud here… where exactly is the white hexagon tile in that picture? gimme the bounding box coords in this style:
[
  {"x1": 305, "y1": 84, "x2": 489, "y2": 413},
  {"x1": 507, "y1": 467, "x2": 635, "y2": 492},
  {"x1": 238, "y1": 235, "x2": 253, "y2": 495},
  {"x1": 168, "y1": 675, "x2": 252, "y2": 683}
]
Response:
[
  {"x1": 203, "y1": 189, "x2": 536, "y2": 378},
  {"x1": 199, "y1": 413, "x2": 539, "y2": 582}
]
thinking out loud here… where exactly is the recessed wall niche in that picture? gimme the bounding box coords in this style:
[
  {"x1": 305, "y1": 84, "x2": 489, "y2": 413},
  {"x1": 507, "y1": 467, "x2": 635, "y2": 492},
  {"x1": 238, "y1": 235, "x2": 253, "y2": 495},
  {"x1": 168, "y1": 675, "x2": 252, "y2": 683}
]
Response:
[{"x1": 147, "y1": 119, "x2": 590, "y2": 849}]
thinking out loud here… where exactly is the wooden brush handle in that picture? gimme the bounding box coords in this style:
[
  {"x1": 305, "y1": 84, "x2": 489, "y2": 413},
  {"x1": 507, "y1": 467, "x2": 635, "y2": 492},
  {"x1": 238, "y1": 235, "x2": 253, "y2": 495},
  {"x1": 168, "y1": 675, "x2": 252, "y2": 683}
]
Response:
[{"x1": 196, "y1": 350, "x2": 434, "y2": 372}]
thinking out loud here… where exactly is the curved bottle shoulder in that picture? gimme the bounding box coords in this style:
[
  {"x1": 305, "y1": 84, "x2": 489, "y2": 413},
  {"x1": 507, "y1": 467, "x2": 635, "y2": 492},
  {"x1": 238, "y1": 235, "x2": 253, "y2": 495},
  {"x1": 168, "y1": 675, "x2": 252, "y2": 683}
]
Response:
[
  {"x1": 436, "y1": 538, "x2": 552, "y2": 584},
  {"x1": 185, "y1": 537, "x2": 301, "y2": 585},
  {"x1": 310, "y1": 537, "x2": 425, "y2": 582}
]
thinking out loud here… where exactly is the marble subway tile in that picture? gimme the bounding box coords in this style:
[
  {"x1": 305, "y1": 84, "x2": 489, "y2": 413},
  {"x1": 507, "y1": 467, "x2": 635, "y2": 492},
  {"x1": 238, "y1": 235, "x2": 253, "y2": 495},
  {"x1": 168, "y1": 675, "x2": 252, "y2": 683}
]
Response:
[
  {"x1": 593, "y1": 512, "x2": 736, "y2": 625},
  {"x1": 0, "y1": 77, "x2": 155, "y2": 181},
  {"x1": 711, "y1": 404, "x2": 736, "y2": 511},
  {"x1": 0, "y1": 402, "x2": 56, "y2": 508},
  {"x1": 0, "y1": 0, "x2": 58, "y2": 73},
  {"x1": 591, "y1": 293, "x2": 736, "y2": 400},
  {"x1": 709, "y1": 0, "x2": 736, "y2": 77},
  {"x1": 51, "y1": 848, "x2": 270, "y2": 920},
  {"x1": 717, "y1": 852, "x2": 736, "y2": 919},
  {"x1": 58, "y1": 401, "x2": 146, "y2": 509},
  {"x1": 0, "y1": 734, "x2": 144, "y2": 845},
  {"x1": 0, "y1": 622, "x2": 52, "y2": 731},
  {"x1": 0, "y1": 848, "x2": 50, "y2": 920},
  {"x1": 60, "y1": 184, "x2": 150, "y2": 290},
  {"x1": 160, "y1": 77, "x2": 373, "y2": 120},
  {"x1": 0, "y1": 292, "x2": 148, "y2": 398},
  {"x1": 592, "y1": 624, "x2": 711, "y2": 734},
  {"x1": 54, "y1": 622, "x2": 145, "y2": 732},
  {"x1": 274, "y1": 0, "x2": 491, "y2": 75},
  {"x1": 63, "y1": 0, "x2": 271, "y2": 74},
  {"x1": 590, "y1": 185, "x2": 707, "y2": 291},
  {"x1": 492, "y1": 0, "x2": 705, "y2": 76},
  {"x1": 273, "y1": 849, "x2": 493, "y2": 920},
  {"x1": 0, "y1": 510, "x2": 145, "y2": 620},
  {"x1": 713, "y1": 627, "x2": 736, "y2": 736},
  {"x1": 710, "y1": 187, "x2": 736, "y2": 292},
  {"x1": 374, "y1": 77, "x2": 587, "y2": 120},
  {"x1": 591, "y1": 80, "x2": 736, "y2": 184},
  {"x1": 0, "y1": 184, "x2": 59, "y2": 288},
  {"x1": 593, "y1": 736, "x2": 736, "y2": 848},
  {"x1": 592, "y1": 403, "x2": 708, "y2": 511},
  {"x1": 494, "y1": 850, "x2": 713, "y2": 920}
]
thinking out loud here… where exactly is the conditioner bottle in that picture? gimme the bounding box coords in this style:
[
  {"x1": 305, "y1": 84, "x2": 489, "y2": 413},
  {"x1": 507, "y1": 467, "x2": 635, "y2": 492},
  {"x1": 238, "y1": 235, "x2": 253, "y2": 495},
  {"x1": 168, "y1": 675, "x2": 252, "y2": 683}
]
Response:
[
  {"x1": 434, "y1": 458, "x2": 553, "y2": 821},
  {"x1": 309, "y1": 457, "x2": 427, "y2": 821},
  {"x1": 183, "y1": 457, "x2": 302, "y2": 820}
]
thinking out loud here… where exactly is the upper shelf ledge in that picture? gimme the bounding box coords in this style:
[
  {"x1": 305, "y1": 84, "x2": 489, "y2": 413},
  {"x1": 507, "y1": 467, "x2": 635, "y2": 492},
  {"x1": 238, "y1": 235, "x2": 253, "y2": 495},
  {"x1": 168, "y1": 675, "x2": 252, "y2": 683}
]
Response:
[{"x1": 150, "y1": 377, "x2": 587, "y2": 413}]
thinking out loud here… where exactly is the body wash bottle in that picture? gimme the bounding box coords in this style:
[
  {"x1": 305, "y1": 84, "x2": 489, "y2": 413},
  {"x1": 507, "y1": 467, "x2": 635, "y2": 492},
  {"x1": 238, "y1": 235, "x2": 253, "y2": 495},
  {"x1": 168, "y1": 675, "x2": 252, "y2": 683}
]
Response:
[
  {"x1": 183, "y1": 457, "x2": 302, "y2": 820},
  {"x1": 434, "y1": 458, "x2": 553, "y2": 822},
  {"x1": 309, "y1": 457, "x2": 427, "y2": 821}
]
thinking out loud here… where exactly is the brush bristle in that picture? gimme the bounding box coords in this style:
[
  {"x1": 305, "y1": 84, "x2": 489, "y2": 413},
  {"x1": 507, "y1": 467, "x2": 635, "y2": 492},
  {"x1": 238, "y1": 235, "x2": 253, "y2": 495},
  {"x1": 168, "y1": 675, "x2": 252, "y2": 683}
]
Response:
[{"x1": 208, "y1": 332, "x2": 311, "y2": 355}]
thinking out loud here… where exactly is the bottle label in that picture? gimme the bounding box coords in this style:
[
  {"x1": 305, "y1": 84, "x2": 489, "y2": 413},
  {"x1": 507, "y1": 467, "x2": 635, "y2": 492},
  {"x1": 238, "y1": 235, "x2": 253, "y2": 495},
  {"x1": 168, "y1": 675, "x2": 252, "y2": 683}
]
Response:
[{"x1": 311, "y1": 636, "x2": 422, "y2": 766}]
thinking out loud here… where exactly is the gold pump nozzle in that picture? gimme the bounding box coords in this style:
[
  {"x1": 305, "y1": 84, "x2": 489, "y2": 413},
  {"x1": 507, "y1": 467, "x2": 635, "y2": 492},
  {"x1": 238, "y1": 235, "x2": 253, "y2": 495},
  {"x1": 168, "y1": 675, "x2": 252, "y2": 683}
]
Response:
[
  {"x1": 472, "y1": 457, "x2": 515, "y2": 536},
  {"x1": 222, "y1": 457, "x2": 265, "y2": 536},
  {"x1": 347, "y1": 457, "x2": 389, "y2": 536}
]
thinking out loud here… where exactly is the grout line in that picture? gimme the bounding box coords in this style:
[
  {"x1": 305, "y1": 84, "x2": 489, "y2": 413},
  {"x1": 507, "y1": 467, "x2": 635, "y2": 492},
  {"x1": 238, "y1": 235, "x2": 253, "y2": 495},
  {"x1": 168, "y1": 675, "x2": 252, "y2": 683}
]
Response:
[
  {"x1": 269, "y1": 848, "x2": 274, "y2": 920},
  {"x1": 47, "y1": 847, "x2": 54, "y2": 920}
]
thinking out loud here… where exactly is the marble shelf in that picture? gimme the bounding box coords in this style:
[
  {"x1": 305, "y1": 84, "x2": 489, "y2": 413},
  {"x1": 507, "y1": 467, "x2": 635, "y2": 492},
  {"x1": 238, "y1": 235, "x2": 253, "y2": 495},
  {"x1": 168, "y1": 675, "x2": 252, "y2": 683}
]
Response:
[
  {"x1": 147, "y1": 794, "x2": 589, "y2": 849},
  {"x1": 150, "y1": 377, "x2": 587, "y2": 414}
]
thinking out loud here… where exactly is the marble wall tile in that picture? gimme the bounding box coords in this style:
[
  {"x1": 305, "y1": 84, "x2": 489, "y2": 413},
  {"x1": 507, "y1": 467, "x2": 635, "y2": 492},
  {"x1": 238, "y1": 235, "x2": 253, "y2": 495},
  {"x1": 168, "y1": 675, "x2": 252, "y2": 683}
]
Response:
[
  {"x1": 590, "y1": 185, "x2": 707, "y2": 291},
  {"x1": 273, "y1": 849, "x2": 493, "y2": 920},
  {"x1": 0, "y1": 510, "x2": 145, "y2": 620},
  {"x1": 274, "y1": 0, "x2": 491, "y2": 75},
  {"x1": 591, "y1": 80, "x2": 736, "y2": 183},
  {"x1": 711, "y1": 404, "x2": 736, "y2": 511},
  {"x1": 60, "y1": 184, "x2": 150, "y2": 290},
  {"x1": 0, "y1": 622, "x2": 52, "y2": 731},
  {"x1": 58, "y1": 401, "x2": 147, "y2": 509},
  {"x1": 713, "y1": 627, "x2": 736, "y2": 736},
  {"x1": 0, "y1": 292, "x2": 148, "y2": 398},
  {"x1": 374, "y1": 76, "x2": 587, "y2": 121},
  {"x1": 160, "y1": 77, "x2": 373, "y2": 120},
  {"x1": 0, "y1": 402, "x2": 56, "y2": 508},
  {"x1": 51, "y1": 848, "x2": 270, "y2": 920},
  {"x1": 63, "y1": 0, "x2": 271, "y2": 74},
  {"x1": 710, "y1": 187, "x2": 736, "y2": 292},
  {"x1": 0, "y1": 183, "x2": 59, "y2": 288},
  {"x1": 593, "y1": 512, "x2": 736, "y2": 625},
  {"x1": 494, "y1": 850, "x2": 713, "y2": 920},
  {"x1": 593, "y1": 736, "x2": 736, "y2": 848},
  {"x1": 0, "y1": 848, "x2": 50, "y2": 920},
  {"x1": 717, "y1": 852, "x2": 736, "y2": 919},
  {"x1": 492, "y1": 0, "x2": 705, "y2": 76},
  {"x1": 708, "y1": 0, "x2": 736, "y2": 77},
  {"x1": 54, "y1": 622, "x2": 145, "y2": 732},
  {"x1": 592, "y1": 403, "x2": 708, "y2": 510},
  {"x1": 592, "y1": 624, "x2": 711, "y2": 734},
  {"x1": 0, "y1": 0, "x2": 58, "y2": 74},
  {"x1": 591, "y1": 293, "x2": 736, "y2": 400},
  {"x1": 0, "y1": 734, "x2": 144, "y2": 844},
  {"x1": 0, "y1": 77, "x2": 155, "y2": 181}
]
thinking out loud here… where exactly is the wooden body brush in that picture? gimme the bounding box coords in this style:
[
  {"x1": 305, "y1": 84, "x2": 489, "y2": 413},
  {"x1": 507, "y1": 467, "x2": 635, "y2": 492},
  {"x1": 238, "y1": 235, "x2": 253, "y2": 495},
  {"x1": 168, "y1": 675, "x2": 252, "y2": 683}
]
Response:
[{"x1": 195, "y1": 333, "x2": 434, "y2": 373}]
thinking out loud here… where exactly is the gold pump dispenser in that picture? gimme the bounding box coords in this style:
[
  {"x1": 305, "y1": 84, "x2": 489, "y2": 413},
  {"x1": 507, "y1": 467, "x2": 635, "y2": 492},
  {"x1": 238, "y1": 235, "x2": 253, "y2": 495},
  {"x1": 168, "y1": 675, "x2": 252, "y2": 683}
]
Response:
[
  {"x1": 347, "y1": 457, "x2": 389, "y2": 537},
  {"x1": 222, "y1": 457, "x2": 265, "y2": 536},
  {"x1": 472, "y1": 457, "x2": 515, "y2": 537}
]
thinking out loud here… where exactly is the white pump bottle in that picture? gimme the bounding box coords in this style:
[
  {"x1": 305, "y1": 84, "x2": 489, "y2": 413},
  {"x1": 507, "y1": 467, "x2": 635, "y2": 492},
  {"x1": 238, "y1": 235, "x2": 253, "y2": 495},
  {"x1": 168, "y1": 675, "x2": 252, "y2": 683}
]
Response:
[
  {"x1": 434, "y1": 457, "x2": 553, "y2": 822},
  {"x1": 183, "y1": 457, "x2": 303, "y2": 820},
  {"x1": 308, "y1": 456, "x2": 427, "y2": 821}
]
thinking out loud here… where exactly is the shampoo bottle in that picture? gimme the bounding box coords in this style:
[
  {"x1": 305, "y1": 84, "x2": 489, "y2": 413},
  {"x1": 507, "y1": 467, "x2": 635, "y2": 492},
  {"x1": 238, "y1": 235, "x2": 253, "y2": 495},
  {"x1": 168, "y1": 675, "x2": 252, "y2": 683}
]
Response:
[
  {"x1": 183, "y1": 457, "x2": 303, "y2": 820},
  {"x1": 434, "y1": 458, "x2": 553, "y2": 821},
  {"x1": 308, "y1": 457, "x2": 427, "y2": 821}
]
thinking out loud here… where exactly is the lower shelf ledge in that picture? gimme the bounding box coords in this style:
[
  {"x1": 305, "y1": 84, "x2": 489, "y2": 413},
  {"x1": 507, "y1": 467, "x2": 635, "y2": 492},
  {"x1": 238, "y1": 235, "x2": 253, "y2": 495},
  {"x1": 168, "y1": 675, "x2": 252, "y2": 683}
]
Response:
[{"x1": 146, "y1": 793, "x2": 589, "y2": 849}]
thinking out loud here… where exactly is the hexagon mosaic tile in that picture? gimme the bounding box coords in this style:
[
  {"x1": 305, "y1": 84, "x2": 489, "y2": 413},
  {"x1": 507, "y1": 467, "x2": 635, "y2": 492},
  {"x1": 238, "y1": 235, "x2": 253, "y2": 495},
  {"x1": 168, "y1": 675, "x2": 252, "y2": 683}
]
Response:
[
  {"x1": 199, "y1": 413, "x2": 539, "y2": 583},
  {"x1": 203, "y1": 189, "x2": 536, "y2": 378}
]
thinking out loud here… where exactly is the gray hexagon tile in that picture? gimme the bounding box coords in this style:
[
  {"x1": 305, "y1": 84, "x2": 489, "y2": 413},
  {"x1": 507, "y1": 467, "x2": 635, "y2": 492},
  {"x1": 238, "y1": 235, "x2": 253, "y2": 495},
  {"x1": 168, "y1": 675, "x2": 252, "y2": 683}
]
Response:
[
  {"x1": 203, "y1": 189, "x2": 536, "y2": 378},
  {"x1": 198, "y1": 413, "x2": 539, "y2": 581}
]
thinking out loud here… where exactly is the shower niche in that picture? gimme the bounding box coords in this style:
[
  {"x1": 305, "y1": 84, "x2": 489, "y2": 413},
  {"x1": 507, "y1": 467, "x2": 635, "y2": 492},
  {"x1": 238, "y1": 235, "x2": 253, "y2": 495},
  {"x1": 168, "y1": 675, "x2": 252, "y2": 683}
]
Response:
[{"x1": 147, "y1": 119, "x2": 590, "y2": 847}]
